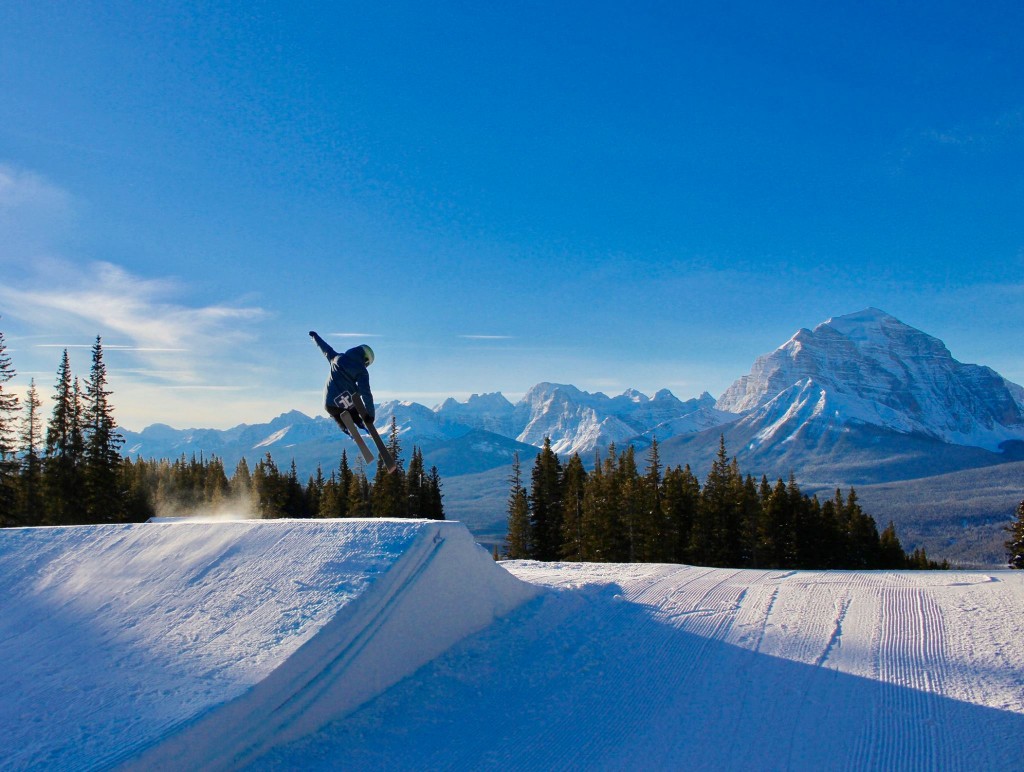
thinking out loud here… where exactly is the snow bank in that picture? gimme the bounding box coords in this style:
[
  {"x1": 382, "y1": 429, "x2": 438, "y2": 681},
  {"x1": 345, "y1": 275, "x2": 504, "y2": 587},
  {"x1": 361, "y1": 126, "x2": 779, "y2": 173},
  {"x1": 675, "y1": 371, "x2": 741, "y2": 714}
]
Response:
[{"x1": 0, "y1": 519, "x2": 538, "y2": 770}]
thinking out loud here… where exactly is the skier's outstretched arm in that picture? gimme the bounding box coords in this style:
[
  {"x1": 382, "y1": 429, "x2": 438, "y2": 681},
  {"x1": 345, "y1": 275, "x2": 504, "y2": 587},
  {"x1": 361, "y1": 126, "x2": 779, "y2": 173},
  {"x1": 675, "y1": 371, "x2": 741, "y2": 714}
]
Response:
[{"x1": 309, "y1": 331, "x2": 337, "y2": 359}]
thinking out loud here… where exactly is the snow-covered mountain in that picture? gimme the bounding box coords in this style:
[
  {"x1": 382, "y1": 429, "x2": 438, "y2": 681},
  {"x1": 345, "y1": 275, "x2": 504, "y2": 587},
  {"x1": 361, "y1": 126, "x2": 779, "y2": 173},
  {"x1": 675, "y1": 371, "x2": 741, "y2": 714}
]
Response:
[
  {"x1": 510, "y1": 383, "x2": 731, "y2": 455},
  {"x1": 717, "y1": 308, "x2": 1024, "y2": 452},
  {"x1": 122, "y1": 309, "x2": 1024, "y2": 484},
  {"x1": 435, "y1": 392, "x2": 517, "y2": 436},
  {"x1": 121, "y1": 385, "x2": 727, "y2": 478}
]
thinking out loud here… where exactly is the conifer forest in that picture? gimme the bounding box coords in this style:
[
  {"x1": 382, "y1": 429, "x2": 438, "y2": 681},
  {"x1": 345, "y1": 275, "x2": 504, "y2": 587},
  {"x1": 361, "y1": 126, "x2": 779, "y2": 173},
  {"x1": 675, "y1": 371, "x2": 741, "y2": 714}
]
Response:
[{"x1": 505, "y1": 437, "x2": 951, "y2": 570}]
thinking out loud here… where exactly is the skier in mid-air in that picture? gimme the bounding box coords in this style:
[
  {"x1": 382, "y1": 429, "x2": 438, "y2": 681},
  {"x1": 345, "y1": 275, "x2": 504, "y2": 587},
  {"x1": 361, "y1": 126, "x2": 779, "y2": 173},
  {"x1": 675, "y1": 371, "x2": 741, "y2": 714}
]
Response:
[
  {"x1": 309, "y1": 330, "x2": 397, "y2": 472},
  {"x1": 309, "y1": 330, "x2": 376, "y2": 436}
]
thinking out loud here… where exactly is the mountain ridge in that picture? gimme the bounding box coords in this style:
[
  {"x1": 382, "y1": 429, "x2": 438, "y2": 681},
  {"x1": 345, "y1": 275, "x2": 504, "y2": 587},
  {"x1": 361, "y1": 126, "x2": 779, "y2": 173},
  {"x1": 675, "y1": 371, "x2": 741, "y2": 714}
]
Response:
[
  {"x1": 119, "y1": 309, "x2": 1024, "y2": 564},
  {"x1": 123, "y1": 308, "x2": 1024, "y2": 475}
]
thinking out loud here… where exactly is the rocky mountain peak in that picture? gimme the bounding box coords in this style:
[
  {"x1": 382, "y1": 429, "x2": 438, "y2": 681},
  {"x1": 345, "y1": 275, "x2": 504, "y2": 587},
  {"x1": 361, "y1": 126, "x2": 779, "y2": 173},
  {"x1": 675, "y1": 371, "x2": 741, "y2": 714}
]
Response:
[{"x1": 717, "y1": 308, "x2": 1024, "y2": 451}]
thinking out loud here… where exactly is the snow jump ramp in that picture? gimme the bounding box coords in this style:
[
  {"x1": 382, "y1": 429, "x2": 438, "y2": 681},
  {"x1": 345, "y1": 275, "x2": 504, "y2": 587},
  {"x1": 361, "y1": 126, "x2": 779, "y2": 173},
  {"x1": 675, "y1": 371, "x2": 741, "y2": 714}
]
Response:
[{"x1": 0, "y1": 519, "x2": 538, "y2": 770}]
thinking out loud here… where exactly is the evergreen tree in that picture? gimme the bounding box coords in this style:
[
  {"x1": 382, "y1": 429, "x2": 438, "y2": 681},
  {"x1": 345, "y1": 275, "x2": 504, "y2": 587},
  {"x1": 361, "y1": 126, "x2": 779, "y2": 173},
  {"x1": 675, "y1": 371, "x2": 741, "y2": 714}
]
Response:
[
  {"x1": 635, "y1": 439, "x2": 665, "y2": 563},
  {"x1": 307, "y1": 466, "x2": 325, "y2": 517},
  {"x1": 582, "y1": 447, "x2": 623, "y2": 562},
  {"x1": 1006, "y1": 500, "x2": 1024, "y2": 569},
  {"x1": 505, "y1": 452, "x2": 531, "y2": 558},
  {"x1": 121, "y1": 457, "x2": 156, "y2": 522},
  {"x1": 282, "y1": 460, "x2": 306, "y2": 517},
  {"x1": 617, "y1": 445, "x2": 641, "y2": 562},
  {"x1": 662, "y1": 464, "x2": 700, "y2": 564},
  {"x1": 335, "y1": 451, "x2": 354, "y2": 518},
  {"x1": 372, "y1": 418, "x2": 405, "y2": 517},
  {"x1": 424, "y1": 465, "x2": 445, "y2": 520},
  {"x1": 843, "y1": 489, "x2": 881, "y2": 569},
  {"x1": 230, "y1": 457, "x2": 254, "y2": 513},
  {"x1": 318, "y1": 470, "x2": 341, "y2": 519},
  {"x1": 405, "y1": 447, "x2": 427, "y2": 517},
  {"x1": 879, "y1": 521, "x2": 906, "y2": 569},
  {"x1": 17, "y1": 379, "x2": 44, "y2": 526},
  {"x1": 559, "y1": 453, "x2": 588, "y2": 560},
  {"x1": 0, "y1": 327, "x2": 18, "y2": 456},
  {"x1": 759, "y1": 479, "x2": 796, "y2": 568},
  {"x1": 347, "y1": 466, "x2": 371, "y2": 518},
  {"x1": 252, "y1": 453, "x2": 286, "y2": 518},
  {"x1": 818, "y1": 493, "x2": 843, "y2": 568},
  {"x1": 718, "y1": 458, "x2": 747, "y2": 566},
  {"x1": 82, "y1": 337, "x2": 124, "y2": 522},
  {"x1": 529, "y1": 438, "x2": 563, "y2": 561},
  {"x1": 0, "y1": 327, "x2": 20, "y2": 525},
  {"x1": 693, "y1": 437, "x2": 741, "y2": 566},
  {"x1": 44, "y1": 350, "x2": 85, "y2": 524},
  {"x1": 204, "y1": 457, "x2": 230, "y2": 508}
]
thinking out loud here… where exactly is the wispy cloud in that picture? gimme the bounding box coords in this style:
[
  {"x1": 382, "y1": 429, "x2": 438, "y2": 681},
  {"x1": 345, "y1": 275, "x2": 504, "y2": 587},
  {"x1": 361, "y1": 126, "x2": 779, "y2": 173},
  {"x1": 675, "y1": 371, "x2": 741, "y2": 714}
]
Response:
[
  {"x1": 0, "y1": 166, "x2": 266, "y2": 391},
  {"x1": 0, "y1": 261, "x2": 264, "y2": 374}
]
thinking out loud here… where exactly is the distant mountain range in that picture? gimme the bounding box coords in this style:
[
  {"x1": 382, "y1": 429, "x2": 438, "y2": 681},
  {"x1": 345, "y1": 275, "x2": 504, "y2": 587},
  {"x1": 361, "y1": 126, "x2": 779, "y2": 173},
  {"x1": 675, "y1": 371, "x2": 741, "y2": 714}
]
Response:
[{"x1": 121, "y1": 308, "x2": 1024, "y2": 566}]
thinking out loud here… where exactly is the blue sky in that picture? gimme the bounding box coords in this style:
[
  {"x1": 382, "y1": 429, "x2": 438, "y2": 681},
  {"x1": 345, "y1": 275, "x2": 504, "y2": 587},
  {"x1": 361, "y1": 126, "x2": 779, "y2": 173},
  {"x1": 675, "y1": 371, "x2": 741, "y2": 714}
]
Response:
[{"x1": 1, "y1": 1, "x2": 1022, "y2": 430}]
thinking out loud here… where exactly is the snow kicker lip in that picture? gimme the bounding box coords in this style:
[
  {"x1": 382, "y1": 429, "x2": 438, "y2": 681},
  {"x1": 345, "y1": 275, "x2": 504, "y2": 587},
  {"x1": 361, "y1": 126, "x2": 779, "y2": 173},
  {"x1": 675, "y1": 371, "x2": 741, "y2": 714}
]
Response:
[{"x1": 121, "y1": 521, "x2": 539, "y2": 771}]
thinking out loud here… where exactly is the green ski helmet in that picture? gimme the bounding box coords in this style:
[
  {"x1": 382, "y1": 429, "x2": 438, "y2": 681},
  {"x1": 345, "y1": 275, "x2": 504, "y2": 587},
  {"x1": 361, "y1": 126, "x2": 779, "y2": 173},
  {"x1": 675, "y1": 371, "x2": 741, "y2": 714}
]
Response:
[{"x1": 360, "y1": 344, "x2": 375, "y2": 366}]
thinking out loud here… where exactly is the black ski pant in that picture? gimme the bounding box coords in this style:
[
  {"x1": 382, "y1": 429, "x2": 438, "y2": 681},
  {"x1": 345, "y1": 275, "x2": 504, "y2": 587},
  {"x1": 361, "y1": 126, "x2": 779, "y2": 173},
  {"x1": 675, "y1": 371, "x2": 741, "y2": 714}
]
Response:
[{"x1": 326, "y1": 405, "x2": 365, "y2": 436}]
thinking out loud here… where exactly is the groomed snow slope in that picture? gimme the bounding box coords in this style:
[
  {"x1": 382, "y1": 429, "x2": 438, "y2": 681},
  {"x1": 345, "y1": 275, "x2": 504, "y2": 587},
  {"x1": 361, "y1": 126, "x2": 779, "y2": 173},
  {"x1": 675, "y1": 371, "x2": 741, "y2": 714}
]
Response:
[
  {"x1": 259, "y1": 562, "x2": 1024, "y2": 771},
  {"x1": 0, "y1": 519, "x2": 538, "y2": 770}
]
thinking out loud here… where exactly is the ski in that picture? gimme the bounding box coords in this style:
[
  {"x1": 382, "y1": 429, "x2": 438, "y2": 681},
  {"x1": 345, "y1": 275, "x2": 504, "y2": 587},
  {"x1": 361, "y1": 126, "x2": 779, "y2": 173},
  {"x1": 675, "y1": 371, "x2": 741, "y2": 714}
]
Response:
[
  {"x1": 350, "y1": 392, "x2": 398, "y2": 473},
  {"x1": 338, "y1": 409, "x2": 374, "y2": 465}
]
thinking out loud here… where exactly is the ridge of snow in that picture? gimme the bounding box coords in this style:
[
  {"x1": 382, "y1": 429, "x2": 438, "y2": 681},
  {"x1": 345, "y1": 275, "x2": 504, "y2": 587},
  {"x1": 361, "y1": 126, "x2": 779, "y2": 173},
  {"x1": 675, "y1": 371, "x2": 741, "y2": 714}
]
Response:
[{"x1": 1, "y1": 520, "x2": 537, "y2": 769}]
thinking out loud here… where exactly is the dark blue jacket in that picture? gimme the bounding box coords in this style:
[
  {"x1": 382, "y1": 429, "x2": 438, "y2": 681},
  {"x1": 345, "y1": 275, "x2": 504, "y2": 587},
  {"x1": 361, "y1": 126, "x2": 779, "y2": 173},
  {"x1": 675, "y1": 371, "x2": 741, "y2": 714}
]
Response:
[{"x1": 310, "y1": 332, "x2": 375, "y2": 421}]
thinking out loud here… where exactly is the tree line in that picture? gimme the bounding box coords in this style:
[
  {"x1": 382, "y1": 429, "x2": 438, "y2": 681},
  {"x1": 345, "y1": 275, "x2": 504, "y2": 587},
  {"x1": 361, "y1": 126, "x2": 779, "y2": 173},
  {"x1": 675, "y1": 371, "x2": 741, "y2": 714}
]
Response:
[
  {"x1": 0, "y1": 330, "x2": 443, "y2": 526},
  {"x1": 506, "y1": 436, "x2": 949, "y2": 570},
  {"x1": 119, "y1": 439, "x2": 445, "y2": 522}
]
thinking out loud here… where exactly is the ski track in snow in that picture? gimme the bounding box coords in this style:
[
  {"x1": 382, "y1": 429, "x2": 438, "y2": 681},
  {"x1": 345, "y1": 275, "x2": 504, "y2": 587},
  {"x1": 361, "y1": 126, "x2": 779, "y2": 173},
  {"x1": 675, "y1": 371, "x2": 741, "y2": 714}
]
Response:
[{"x1": 259, "y1": 563, "x2": 1024, "y2": 771}]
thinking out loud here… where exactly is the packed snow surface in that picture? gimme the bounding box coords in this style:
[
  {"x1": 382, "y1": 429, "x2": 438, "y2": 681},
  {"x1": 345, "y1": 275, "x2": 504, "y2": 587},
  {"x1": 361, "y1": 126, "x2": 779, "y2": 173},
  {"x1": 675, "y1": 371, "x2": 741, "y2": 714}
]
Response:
[
  {"x1": 0, "y1": 519, "x2": 537, "y2": 769},
  {"x1": 3, "y1": 520, "x2": 1024, "y2": 770},
  {"x1": 261, "y1": 561, "x2": 1024, "y2": 770}
]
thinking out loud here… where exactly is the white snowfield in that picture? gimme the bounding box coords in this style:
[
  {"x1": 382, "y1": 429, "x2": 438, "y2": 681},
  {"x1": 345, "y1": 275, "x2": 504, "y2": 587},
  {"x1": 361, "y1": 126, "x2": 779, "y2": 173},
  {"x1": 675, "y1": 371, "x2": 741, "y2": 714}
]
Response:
[
  {"x1": 3, "y1": 520, "x2": 1024, "y2": 770},
  {"x1": 0, "y1": 519, "x2": 537, "y2": 770}
]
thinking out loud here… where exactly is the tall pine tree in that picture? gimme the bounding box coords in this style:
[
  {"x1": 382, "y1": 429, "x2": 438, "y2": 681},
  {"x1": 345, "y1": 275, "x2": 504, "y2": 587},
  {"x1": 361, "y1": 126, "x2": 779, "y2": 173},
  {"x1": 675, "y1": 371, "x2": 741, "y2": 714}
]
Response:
[
  {"x1": 405, "y1": 447, "x2": 427, "y2": 517},
  {"x1": 505, "y1": 453, "x2": 531, "y2": 558},
  {"x1": 529, "y1": 438, "x2": 564, "y2": 561},
  {"x1": 371, "y1": 418, "x2": 405, "y2": 517},
  {"x1": 559, "y1": 453, "x2": 588, "y2": 560},
  {"x1": 44, "y1": 350, "x2": 85, "y2": 524},
  {"x1": 0, "y1": 327, "x2": 19, "y2": 525},
  {"x1": 82, "y1": 337, "x2": 124, "y2": 522},
  {"x1": 424, "y1": 465, "x2": 445, "y2": 520},
  {"x1": 17, "y1": 379, "x2": 44, "y2": 526},
  {"x1": 662, "y1": 464, "x2": 700, "y2": 564}
]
